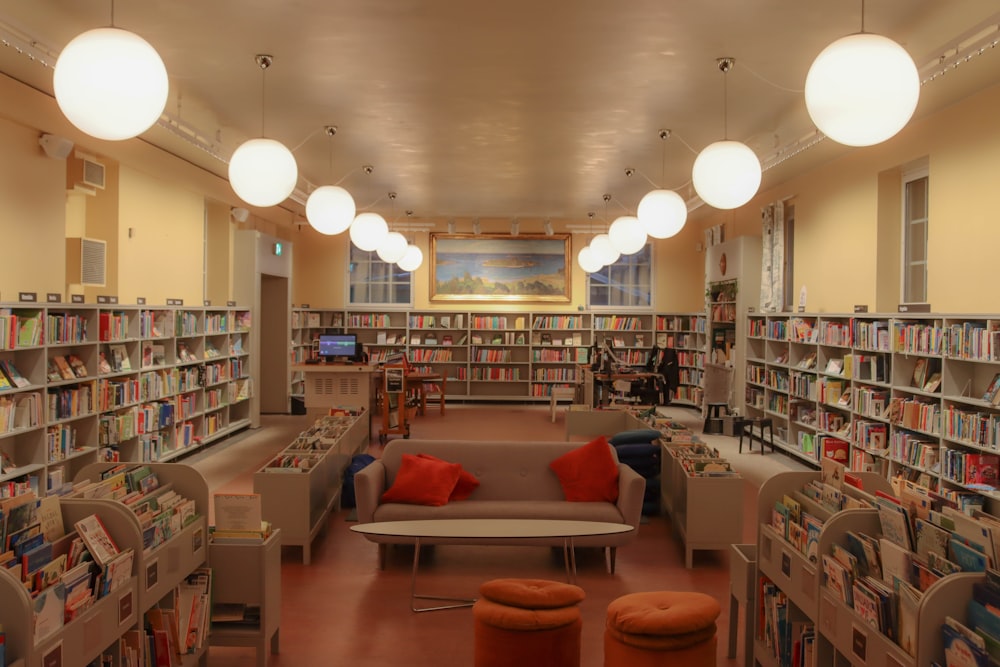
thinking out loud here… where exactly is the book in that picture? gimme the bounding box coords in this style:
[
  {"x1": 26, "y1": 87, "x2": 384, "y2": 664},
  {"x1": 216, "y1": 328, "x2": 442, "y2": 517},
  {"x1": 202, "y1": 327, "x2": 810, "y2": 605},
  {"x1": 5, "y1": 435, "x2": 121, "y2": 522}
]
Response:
[
  {"x1": 911, "y1": 358, "x2": 929, "y2": 388},
  {"x1": 0, "y1": 360, "x2": 30, "y2": 388},
  {"x1": 944, "y1": 615, "x2": 989, "y2": 667},
  {"x1": 983, "y1": 373, "x2": 1000, "y2": 404},
  {"x1": 877, "y1": 497, "x2": 914, "y2": 550},
  {"x1": 73, "y1": 514, "x2": 120, "y2": 566}
]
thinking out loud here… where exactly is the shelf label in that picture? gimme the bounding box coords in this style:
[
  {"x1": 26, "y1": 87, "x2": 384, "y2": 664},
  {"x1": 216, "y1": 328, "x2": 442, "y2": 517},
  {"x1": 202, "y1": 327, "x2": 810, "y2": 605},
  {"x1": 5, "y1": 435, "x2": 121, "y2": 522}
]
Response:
[
  {"x1": 166, "y1": 298, "x2": 184, "y2": 306},
  {"x1": 136, "y1": 297, "x2": 146, "y2": 305},
  {"x1": 42, "y1": 641, "x2": 62, "y2": 667},
  {"x1": 898, "y1": 303, "x2": 931, "y2": 313},
  {"x1": 118, "y1": 589, "x2": 134, "y2": 624},
  {"x1": 227, "y1": 300, "x2": 236, "y2": 307},
  {"x1": 18, "y1": 291, "x2": 37, "y2": 302},
  {"x1": 300, "y1": 303, "x2": 310, "y2": 308},
  {"x1": 851, "y1": 624, "x2": 867, "y2": 661},
  {"x1": 780, "y1": 551, "x2": 791, "y2": 577},
  {"x1": 853, "y1": 304, "x2": 868, "y2": 313},
  {"x1": 46, "y1": 292, "x2": 61, "y2": 303},
  {"x1": 747, "y1": 306, "x2": 755, "y2": 313},
  {"x1": 145, "y1": 559, "x2": 159, "y2": 590},
  {"x1": 97, "y1": 295, "x2": 119, "y2": 304},
  {"x1": 204, "y1": 299, "x2": 211, "y2": 306},
  {"x1": 71, "y1": 294, "x2": 85, "y2": 304}
]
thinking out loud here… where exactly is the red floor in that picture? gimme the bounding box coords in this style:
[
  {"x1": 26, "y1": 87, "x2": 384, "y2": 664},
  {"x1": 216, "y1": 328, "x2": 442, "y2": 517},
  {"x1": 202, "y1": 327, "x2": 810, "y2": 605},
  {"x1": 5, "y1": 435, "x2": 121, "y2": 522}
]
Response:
[{"x1": 198, "y1": 407, "x2": 760, "y2": 667}]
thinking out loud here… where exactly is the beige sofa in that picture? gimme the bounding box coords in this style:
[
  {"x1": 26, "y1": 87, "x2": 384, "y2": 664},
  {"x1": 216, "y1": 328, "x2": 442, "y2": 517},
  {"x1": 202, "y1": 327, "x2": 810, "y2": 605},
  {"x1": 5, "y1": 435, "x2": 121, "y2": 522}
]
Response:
[{"x1": 353, "y1": 438, "x2": 645, "y2": 572}]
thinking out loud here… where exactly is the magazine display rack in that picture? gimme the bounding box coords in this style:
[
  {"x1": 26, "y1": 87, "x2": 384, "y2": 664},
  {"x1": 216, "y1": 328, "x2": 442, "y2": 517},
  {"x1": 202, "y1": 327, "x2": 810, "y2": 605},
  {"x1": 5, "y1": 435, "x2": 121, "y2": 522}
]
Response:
[
  {"x1": 753, "y1": 471, "x2": 980, "y2": 667},
  {"x1": 0, "y1": 499, "x2": 139, "y2": 667}
]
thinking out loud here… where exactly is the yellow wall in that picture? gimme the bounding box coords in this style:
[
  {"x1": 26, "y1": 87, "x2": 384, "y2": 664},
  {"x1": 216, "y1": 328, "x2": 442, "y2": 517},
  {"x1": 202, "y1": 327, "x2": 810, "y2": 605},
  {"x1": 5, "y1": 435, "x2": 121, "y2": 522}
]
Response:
[
  {"x1": 116, "y1": 165, "x2": 205, "y2": 303},
  {"x1": 0, "y1": 68, "x2": 999, "y2": 314},
  {"x1": 0, "y1": 117, "x2": 68, "y2": 298}
]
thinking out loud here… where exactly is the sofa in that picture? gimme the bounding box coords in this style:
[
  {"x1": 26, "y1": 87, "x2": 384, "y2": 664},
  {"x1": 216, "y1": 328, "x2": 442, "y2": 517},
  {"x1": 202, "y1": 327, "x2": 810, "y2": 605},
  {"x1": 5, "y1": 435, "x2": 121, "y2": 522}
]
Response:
[{"x1": 353, "y1": 438, "x2": 645, "y2": 572}]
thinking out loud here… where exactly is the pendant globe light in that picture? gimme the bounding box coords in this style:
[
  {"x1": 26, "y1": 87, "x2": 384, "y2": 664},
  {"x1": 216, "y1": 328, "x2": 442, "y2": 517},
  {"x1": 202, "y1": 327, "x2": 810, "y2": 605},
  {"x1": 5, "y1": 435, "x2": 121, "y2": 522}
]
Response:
[
  {"x1": 608, "y1": 215, "x2": 647, "y2": 255},
  {"x1": 589, "y1": 233, "x2": 620, "y2": 266},
  {"x1": 805, "y1": 3, "x2": 919, "y2": 147},
  {"x1": 636, "y1": 130, "x2": 688, "y2": 239},
  {"x1": 375, "y1": 192, "x2": 409, "y2": 263},
  {"x1": 692, "y1": 58, "x2": 762, "y2": 210},
  {"x1": 397, "y1": 243, "x2": 424, "y2": 272},
  {"x1": 305, "y1": 126, "x2": 356, "y2": 235},
  {"x1": 350, "y1": 212, "x2": 389, "y2": 252},
  {"x1": 53, "y1": 3, "x2": 168, "y2": 141},
  {"x1": 228, "y1": 55, "x2": 298, "y2": 208},
  {"x1": 577, "y1": 245, "x2": 603, "y2": 274}
]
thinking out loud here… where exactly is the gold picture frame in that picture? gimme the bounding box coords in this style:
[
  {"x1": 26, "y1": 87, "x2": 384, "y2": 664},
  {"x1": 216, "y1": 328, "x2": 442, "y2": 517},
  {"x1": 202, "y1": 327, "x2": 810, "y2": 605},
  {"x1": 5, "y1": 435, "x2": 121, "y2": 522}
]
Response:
[{"x1": 430, "y1": 233, "x2": 571, "y2": 302}]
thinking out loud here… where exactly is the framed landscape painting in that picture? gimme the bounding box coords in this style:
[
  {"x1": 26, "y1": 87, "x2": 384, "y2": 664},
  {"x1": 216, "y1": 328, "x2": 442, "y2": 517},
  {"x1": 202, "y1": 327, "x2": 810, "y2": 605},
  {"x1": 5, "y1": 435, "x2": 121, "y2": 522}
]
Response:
[{"x1": 430, "y1": 233, "x2": 571, "y2": 302}]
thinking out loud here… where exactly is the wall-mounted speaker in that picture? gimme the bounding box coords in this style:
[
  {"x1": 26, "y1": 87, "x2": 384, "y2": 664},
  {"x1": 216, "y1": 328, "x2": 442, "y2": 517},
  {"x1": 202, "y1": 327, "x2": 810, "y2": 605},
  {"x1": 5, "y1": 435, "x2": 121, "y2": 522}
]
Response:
[{"x1": 39, "y1": 134, "x2": 74, "y2": 159}]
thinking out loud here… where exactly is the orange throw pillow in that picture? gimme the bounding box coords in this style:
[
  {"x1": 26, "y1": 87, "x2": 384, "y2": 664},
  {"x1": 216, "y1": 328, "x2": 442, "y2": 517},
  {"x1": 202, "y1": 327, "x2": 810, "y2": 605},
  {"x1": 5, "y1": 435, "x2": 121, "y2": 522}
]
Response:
[
  {"x1": 416, "y1": 453, "x2": 480, "y2": 501},
  {"x1": 548, "y1": 436, "x2": 620, "y2": 502},
  {"x1": 381, "y1": 453, "x2": 462, "y2": 506}
]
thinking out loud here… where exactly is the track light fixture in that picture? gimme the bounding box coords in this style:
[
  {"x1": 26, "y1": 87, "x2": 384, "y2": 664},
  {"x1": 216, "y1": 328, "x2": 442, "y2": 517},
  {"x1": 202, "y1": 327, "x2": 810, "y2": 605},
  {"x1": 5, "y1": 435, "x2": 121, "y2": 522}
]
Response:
[
  {"x1": 511, "y1": 218, "x2": 520, "y2": 236},
  {"x1": 543, "y1": 219, "x2": 554, "y2": 236},
  {"x1": 472, "y1": 219, "x2": 481, "y2": 235}
]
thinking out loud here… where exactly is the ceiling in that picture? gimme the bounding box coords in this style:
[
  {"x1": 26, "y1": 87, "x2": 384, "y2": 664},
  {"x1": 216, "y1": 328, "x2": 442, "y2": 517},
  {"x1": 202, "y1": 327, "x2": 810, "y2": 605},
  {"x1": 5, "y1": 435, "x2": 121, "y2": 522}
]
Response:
[{"x1": 0, "y1": 1, "x2": 998, "y2": 226}]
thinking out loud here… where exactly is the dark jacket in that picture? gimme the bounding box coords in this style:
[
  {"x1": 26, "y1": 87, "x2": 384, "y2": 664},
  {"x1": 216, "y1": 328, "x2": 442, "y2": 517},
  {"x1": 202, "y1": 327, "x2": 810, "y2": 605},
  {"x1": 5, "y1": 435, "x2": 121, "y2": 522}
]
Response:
[{"x1": 645, "y1": 346, "x2": 680, "y2": 391}]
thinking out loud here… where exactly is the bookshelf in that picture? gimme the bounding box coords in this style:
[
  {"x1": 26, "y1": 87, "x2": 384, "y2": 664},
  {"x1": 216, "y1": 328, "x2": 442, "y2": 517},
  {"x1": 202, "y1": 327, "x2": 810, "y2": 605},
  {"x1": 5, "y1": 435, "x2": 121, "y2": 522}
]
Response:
[
  {"x1": 292, "y1": 308, "x2": 703, "y2": 404},
  {"x1": 743, "y1": 311, "x2": 1000, "y2": 510},
  {"x1": 656, "y1": 312, "x2": 707, "y2": 407},
  {"x1": 0, "y1": 302, "x2": 254, "y2": 500}
]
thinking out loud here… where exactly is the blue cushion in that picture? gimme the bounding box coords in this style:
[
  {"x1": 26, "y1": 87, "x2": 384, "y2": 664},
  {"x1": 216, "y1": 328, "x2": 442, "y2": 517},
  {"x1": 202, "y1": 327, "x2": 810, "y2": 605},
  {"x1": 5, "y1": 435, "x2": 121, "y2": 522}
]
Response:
[
  {"x1": 609, "y1": 429, "x2": 661, "y2": 446},
  {"x1": 614, "y1": 443, "x2": 660, "y2": 460}
]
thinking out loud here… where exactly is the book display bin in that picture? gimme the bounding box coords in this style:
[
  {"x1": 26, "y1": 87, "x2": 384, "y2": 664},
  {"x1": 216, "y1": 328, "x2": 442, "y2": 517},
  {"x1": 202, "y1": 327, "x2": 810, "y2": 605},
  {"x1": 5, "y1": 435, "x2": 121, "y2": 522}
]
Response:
[{"x1": 252, "y1": 411, "x2": 369, "y2": 564}]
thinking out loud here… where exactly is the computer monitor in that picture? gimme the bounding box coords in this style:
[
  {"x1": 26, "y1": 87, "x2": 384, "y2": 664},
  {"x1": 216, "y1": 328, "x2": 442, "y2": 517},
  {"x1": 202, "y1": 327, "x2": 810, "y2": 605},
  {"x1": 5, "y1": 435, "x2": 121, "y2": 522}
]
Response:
[{"x1": 317, "y1": 333, "x2": 357, "y2": 362}]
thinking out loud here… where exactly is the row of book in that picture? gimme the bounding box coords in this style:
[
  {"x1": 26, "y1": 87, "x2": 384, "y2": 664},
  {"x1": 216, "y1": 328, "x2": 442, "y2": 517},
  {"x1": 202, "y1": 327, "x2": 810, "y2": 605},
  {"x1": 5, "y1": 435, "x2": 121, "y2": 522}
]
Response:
[{"x1": 0, "y1": 308, "x2": 43, "y2": 350}]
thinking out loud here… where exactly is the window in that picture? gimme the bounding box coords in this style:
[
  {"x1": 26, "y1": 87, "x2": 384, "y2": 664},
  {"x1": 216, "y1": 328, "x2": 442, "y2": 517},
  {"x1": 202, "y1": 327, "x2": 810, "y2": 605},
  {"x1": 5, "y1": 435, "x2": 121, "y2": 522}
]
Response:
[
  {"x1": 902, "y1": 165, "x2": 929, "y2": 303},
  {"x1": 587, "y1": 243, "x2": 652, "y2": 308},
  {"x1": 348, "y1": 246, "x2": 412, "y2": 305}
]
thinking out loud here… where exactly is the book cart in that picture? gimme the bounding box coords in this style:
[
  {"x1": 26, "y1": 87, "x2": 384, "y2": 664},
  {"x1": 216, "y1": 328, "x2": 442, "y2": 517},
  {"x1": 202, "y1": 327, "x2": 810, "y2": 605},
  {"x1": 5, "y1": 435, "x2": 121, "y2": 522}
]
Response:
[
  {"x1": 253, "y1": 410, "x2": 368, "y2": 564},
  {"x1": 752, "y1": 471, "x2": 981, "y2": 667},
  {"x1": 208, "y1": 528, "x2": 282, "y2": 667},
  {"x1": 0, "y1": 498, "x2": 140, "y2": 667},
  {"x1": 378, "y1": 362, "x2": 409, "y2": 445}
]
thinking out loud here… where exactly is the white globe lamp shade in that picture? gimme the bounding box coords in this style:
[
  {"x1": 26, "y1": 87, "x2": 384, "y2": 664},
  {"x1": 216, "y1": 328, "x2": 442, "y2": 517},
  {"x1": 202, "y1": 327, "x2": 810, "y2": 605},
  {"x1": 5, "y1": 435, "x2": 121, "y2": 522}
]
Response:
[
  {"x1": 637, "y1": 189, "x2": 688, "y2": 239},
  {"x1": 608, "y1": 215, "x2": 647, "y2": 255},
  {"x1": 577, "y1": 246, "x2": 603, "y2": 274},
  {"x1": 305, "y1": 185, "x2": 356, "y2": 235},
  {"x1": 228, "y1": 138, "x2": 299, "y2": 207},
  {"x1": 692, "y1": 140, "x2": 762, "y2": 210},
  {"x1": 376, "y1": 231, "x2": 409, "y2": 263},
  {"x1": 805, "y1": 32, "x2": 919, "y2": 147},
  {"x1": 589, "y1": 233, "x2": 620, "y2": 266},
  {"x1": 397, "y1": 244, "x2": 424, "y2": 272},
  {"x1": 349, "y1": 212, "x2": 388, "y2": 251},
  {"x1": 53, "y1": 27, "x2": 169, "y2": 141}
]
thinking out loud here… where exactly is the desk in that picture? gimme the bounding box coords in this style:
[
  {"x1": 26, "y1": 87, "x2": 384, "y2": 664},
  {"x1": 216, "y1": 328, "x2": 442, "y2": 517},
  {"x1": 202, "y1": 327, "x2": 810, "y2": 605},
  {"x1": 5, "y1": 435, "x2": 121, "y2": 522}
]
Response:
[
  {"x1": 592, "y1": 371, "x2": 659, "y2": 406},
  {"x1": 405, "y1": 372, "x2": 446, "y2": 416},
  {"x1": 350, "y1": 519, "x2": 632, "y2": 612},
  {"x1": 291, "y1": 363, "x2": 377, "y2": 426}
]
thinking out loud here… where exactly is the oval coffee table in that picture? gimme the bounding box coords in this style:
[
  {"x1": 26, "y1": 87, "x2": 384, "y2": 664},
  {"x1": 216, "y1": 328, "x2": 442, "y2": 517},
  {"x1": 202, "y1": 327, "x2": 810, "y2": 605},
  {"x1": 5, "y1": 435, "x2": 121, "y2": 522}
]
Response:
[{"x1": 351, "y1": 518, "x2": 634, "y2": 612}]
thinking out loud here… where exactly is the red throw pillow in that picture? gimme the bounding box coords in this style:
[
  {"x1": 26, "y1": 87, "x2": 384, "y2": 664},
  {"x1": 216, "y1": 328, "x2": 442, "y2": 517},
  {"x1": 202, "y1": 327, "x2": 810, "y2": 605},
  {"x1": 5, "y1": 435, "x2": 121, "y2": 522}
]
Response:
[
  {"x1": 381, "y1": 453, "x2": 462, "y2": 506},
  {"x1": 548, "y1": 436, "x2": 620, "y2": 502},
  {"x1": 416, "y1": 453, "x2": 481, "y2": 501}
]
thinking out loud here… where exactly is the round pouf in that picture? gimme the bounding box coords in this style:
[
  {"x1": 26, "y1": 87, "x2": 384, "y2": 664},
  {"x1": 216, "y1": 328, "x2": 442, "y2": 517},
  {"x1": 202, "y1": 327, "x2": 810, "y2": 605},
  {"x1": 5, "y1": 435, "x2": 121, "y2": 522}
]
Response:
[
  {"x1": 473, "y1": 578, "x2": 585, "y2": 667},
  {"x1": 604, "y1": 591, "x2": 720, "y2": 667}
]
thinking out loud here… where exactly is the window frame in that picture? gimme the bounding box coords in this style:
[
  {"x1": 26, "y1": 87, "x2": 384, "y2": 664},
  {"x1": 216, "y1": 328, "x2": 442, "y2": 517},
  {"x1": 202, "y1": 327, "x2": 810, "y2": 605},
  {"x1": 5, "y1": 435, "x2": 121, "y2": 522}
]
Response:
[
  {"x1": 586, "y1": 242, "x2": 655, "y2": 312},
  {"x1": 900, "y1": 161, "x2": 929, "y2": 305},
  {"x1": 347, "y1": 245, "x2": 415, "y2": 308}
]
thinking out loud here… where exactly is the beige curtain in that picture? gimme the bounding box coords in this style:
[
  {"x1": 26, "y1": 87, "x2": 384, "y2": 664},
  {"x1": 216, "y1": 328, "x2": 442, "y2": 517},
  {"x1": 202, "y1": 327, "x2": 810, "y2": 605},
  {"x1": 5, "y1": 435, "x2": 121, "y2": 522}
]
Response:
[{"x1": 760, "y1": 201, "x2": 785, "y2": 312}]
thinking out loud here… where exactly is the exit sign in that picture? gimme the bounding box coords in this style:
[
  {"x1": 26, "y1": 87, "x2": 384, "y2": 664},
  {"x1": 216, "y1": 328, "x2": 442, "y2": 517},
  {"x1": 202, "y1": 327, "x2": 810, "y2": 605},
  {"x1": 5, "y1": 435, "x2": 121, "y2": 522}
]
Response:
[{"x1": 273, "y1": 242, "x2": 283, "y2": 257}]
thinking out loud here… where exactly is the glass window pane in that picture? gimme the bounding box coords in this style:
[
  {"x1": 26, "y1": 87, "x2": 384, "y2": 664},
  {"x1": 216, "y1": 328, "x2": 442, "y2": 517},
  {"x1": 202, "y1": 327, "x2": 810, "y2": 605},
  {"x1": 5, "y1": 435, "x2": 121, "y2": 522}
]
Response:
[{"x1": 349, "y1": 246, "x2": 413, "y2": 306}]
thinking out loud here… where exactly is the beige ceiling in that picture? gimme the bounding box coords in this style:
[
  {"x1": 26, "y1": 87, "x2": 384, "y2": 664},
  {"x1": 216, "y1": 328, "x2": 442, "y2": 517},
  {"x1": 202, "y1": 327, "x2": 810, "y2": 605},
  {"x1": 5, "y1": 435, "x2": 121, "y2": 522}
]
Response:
[{"x1": 0, "y1": 1, "x2": 998, "y2": 226}]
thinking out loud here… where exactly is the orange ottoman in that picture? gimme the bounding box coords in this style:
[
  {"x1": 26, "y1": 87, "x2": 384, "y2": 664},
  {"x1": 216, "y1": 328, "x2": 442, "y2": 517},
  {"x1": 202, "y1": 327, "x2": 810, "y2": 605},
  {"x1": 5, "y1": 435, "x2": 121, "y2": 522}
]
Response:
[
  {"x1": 604, "y1": 591, "x2": 720, "y2": 667},
  {"x1": 473, "y1": 578, "x2": 585, "y2": 667}
]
